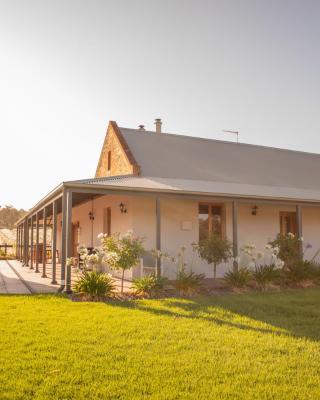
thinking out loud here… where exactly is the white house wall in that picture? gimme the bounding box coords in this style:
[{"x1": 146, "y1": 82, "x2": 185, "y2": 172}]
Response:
[{"x1": 56, "y1": 194, "x2": 320, "y2": 280}]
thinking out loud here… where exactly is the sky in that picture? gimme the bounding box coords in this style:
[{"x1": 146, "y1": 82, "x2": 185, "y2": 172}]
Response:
[{"x1": 1, "y1": 0, "x2": 320, "y2": 209}]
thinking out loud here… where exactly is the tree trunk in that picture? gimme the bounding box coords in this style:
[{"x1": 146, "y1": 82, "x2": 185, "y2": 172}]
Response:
[
  {"x1": 213, "y1": 263, "x2": 217, "y2": 280},
  {"x1": 121, "y1": 269, "x2": 125, "y2": 294}
]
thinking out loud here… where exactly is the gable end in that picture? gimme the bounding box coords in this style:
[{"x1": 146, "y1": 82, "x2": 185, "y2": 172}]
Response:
[{"x1": 95, "y1": 121, "x2": 140, "y2": 178}]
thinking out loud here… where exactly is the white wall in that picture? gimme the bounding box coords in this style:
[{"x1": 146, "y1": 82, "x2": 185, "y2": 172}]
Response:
[{"x1": 56, "y1": 194, "x2": 320, "y2": 280}]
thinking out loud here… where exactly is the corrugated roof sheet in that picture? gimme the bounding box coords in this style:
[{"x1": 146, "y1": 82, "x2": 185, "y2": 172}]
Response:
[
  {"x1": 119, "y1": 128, "x2": 320, "y2": 191},
  {"x1": 69, "y1": 175, "x2": 320, "y2": 202}
]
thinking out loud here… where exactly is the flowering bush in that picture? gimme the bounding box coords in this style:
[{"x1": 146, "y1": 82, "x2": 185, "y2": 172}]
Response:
[
  {"x1": 101, "y1": 231, "x2": 145, "y2": 293},
  {"x1": 269, "y1": 233, "x2": 301, "y2": 268},
  {"x1": 240, "y1": 242, "x2": 284, "y2": 270},
  {"x1": 77, "y1": 245, "x2": 112, "y2": 272}
]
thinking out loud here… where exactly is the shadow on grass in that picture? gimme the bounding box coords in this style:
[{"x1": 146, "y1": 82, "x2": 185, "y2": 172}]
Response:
[{"x1": 106, "y1": 288, "x2": 320, "y2": 341}]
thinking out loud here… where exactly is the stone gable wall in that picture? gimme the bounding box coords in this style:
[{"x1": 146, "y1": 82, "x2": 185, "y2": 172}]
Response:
[{"x1": 95, "y1": 124, "x2": 138, "y2": 178}]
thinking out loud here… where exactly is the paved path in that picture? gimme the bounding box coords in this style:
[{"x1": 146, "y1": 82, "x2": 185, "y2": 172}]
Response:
[
  {"x1": 7, "y1": 260, "x2": 58, "y2": 294},
  {"x1": 0, "y1": 260, "x2": 31, "y2": 294},
  {"x1": 2, "y1": 260, "x2": 133, "y2": 294}
]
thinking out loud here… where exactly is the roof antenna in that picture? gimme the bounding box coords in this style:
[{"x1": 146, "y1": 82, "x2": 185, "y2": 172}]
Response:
[{"x1": 222, "y1": 130, "x2": 239, "y2": 143}]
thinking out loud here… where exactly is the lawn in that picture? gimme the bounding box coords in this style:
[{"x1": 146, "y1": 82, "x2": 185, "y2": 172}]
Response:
[{"x1": 1, "y1": 290, "x2": 320, "y2": 400}]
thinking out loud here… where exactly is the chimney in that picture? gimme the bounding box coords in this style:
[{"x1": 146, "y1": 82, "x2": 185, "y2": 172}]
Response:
[
  {"x1": 154, "y1": 118, "x2": 162, "y2": 134},
  {"x1": 138, "y1": 125, "x2": 146, "y2": 131}
]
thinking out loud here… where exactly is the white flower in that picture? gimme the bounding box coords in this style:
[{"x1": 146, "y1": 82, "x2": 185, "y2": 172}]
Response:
[
  {"x1": 265, "y1": 244, "x2": 272, "y2": 250},
  {"x1": 275, "y1": 259, "x2": 284, "y2": 268},
  {"x1": 299, "y1": 237, "x2": 304, "y2": 241},
  {"x1": 288, "y1": 232, "x2": 295, "y2": 238},
  {"x1": 273, "y1": 247, "x2": 280, "y2": 255},
  {"x1": 124, "y1": 229, "x2": 133, "y2": 238},
  {"x1": 97, "y1": 233, "x2": 104, "y2": 239},
  {"x1": 103, "y1": 251, "x2": 120, "y2": 266}
]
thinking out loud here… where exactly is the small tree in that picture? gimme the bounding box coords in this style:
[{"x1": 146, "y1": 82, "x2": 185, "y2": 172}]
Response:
[
  {"x1": 101, "y1": 231, "x2": 145, "y2": 293},
  {"x1": 196, "y1": 234, "x2": 232, "y2": 279}
]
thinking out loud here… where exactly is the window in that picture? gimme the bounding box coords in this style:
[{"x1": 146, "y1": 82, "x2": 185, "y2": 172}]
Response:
[
  {"x1": 280, "y1": 212, "x2": 296, "y2": 236},
  {"x1": 107, "y1": 151, "x2": 111, "y2": 171},
  {"x1": 103, "y1": 207, "x2": 111, "y2": 236},
  {"x1": 199, "y1": 204, "x2": 224, "y2": 241}
]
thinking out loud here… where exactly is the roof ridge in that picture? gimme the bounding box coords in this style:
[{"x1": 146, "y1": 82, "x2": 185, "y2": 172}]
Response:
[{"x1": 119, "y1": 127, "x2": 320, "y2": 158}]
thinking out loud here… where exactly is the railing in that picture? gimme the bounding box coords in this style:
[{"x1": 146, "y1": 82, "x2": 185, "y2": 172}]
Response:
[{"x1": 0, "y1": 244, "x2": 14, "y2": 255}]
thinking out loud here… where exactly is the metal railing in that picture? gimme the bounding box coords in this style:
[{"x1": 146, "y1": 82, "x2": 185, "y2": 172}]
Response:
[{"x1": 0, "y1": 244, "x2": 14, "y2": 255}]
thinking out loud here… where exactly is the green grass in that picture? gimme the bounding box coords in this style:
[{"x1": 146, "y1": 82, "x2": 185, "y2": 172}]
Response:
[{"x1": 1, "y1": 289, "x2": 320, "y2": 399}]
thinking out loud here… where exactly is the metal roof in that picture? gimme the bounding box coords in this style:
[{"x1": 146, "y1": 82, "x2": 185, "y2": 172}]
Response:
[
  {"x1": 120, "y1": 128, "x2": 320, "y2": 191},
  {"x1": 68, "y1": 175, "x2": 320, "y2": 203}
]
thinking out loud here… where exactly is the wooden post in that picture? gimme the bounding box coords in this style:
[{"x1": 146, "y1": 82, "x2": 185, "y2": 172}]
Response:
[
  {"x1": 30, "y1": 216, "x2": 34, "y2": 269},
  {"x1": 42, "y1": 208, "x2": 47, "y2": 278},
  {"x1": 21, "y1": 222, "x2": 24, "y2": 263},
  {"x1": 232, "y1": 201, "x2": 239, "y2": 272},
  {"x1": 24, "y1": 219, "x2": 28, "y2": 266},
  {"x1": 60, "y1": 189, "x2": 67, "y2": 289},
  {"x1": 16, "y1": 225, "x2": 19, "y2": 260},
  {"x1": 35, "y1": 212, "x2": 40, "y2": 273},
  {"x1": 155, "y1": 197, "x2": 161, "y2": 276},
  {"x1": 65, "y1": 190, "x2": 73, "y2": 293},
  {"x1": 16, "y1": 226, "x2": 18, "y2": 259},
  {"x1": 22, "y1": 222, "x2": 25, "y2": 265},
  {"x1": 296, "y1": 205, "x2": 303, "y2": 259},
  {"x1": 26, "y1": 219, "x2": 30, "y2": 266},
  {"x1": 18, "y1": 225, "x2": 21, "y2": 260},
  {"x1": 51, "y1": 200, "x2": 58, "y2": 284}
]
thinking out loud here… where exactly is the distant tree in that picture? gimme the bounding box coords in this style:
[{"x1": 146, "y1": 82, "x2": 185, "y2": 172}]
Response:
[{"x1": 0, "y1": 206, "x2": 27, "y2": 229}]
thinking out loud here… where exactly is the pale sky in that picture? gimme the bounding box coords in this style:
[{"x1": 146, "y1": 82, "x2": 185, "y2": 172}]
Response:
[{"x1": 1, "y1": 0, "x2": 320, "y2": 209}]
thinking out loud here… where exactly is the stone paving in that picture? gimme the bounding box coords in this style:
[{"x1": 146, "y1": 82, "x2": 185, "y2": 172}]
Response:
[
  {"x1": 0, "y1": 260, "x2": 31, "y2": 294},
  {"x1": 7, "y1": 260, "x2": 58, "y2": 294},
  {"x1": 1, "y1": 260, "x2": 133, "y2": 294}
]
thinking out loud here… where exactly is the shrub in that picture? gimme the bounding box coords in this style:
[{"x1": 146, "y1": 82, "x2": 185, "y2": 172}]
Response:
[
  {"x1": 196, "y1": 234, "x2": 232, "y2": 279},
  {"x1": 132, "y1": 275, "x2": 168, "y2": 297},
  {"x1": 284, "y1": 260, "x2": 314, "y2": 284},
  {"x1": 252, "y1": 264, "x2": 280, "y2": 290},
  {"x1": 174, "y1": 270, "x2": 205, "y2": 296},
  {"x1": 309, "y1": 263, "x2": 320, "y2": 280},
  {"x1": 73, "y1": 271, "x2": 115, "y2": 299},
  {"x1": 224, "y1": 267, "x2": 251, "y2": 289},
  {"x1": 269, "y1": 234, "x2": 300, "y2": 267}
]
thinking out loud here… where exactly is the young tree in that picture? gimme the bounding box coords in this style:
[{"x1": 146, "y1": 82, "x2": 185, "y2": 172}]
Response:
[
  {"x1": 101, "y1": 231, "x2": 145, "y2": 293},
  {"x1": 196, "y1": 234, "x2": 232, "y2": 279}
]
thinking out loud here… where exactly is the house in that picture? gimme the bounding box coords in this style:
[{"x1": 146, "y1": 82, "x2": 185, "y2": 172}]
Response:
[{"x1": 16, "y1": 119, "x2": 320, "y2": 292}]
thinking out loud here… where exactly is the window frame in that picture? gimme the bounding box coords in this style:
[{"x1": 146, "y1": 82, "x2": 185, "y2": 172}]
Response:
[
  {"x1": 198, "y1": 202, "x2": 226, "y2": 240},
  {"x1": 279, "y1": 211, "x2": 297, "y2": 236}
]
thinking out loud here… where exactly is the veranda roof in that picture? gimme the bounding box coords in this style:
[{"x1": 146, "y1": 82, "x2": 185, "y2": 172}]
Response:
[{"x1": 68, "y1": 175, "x2": 320, "y2": 203}]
